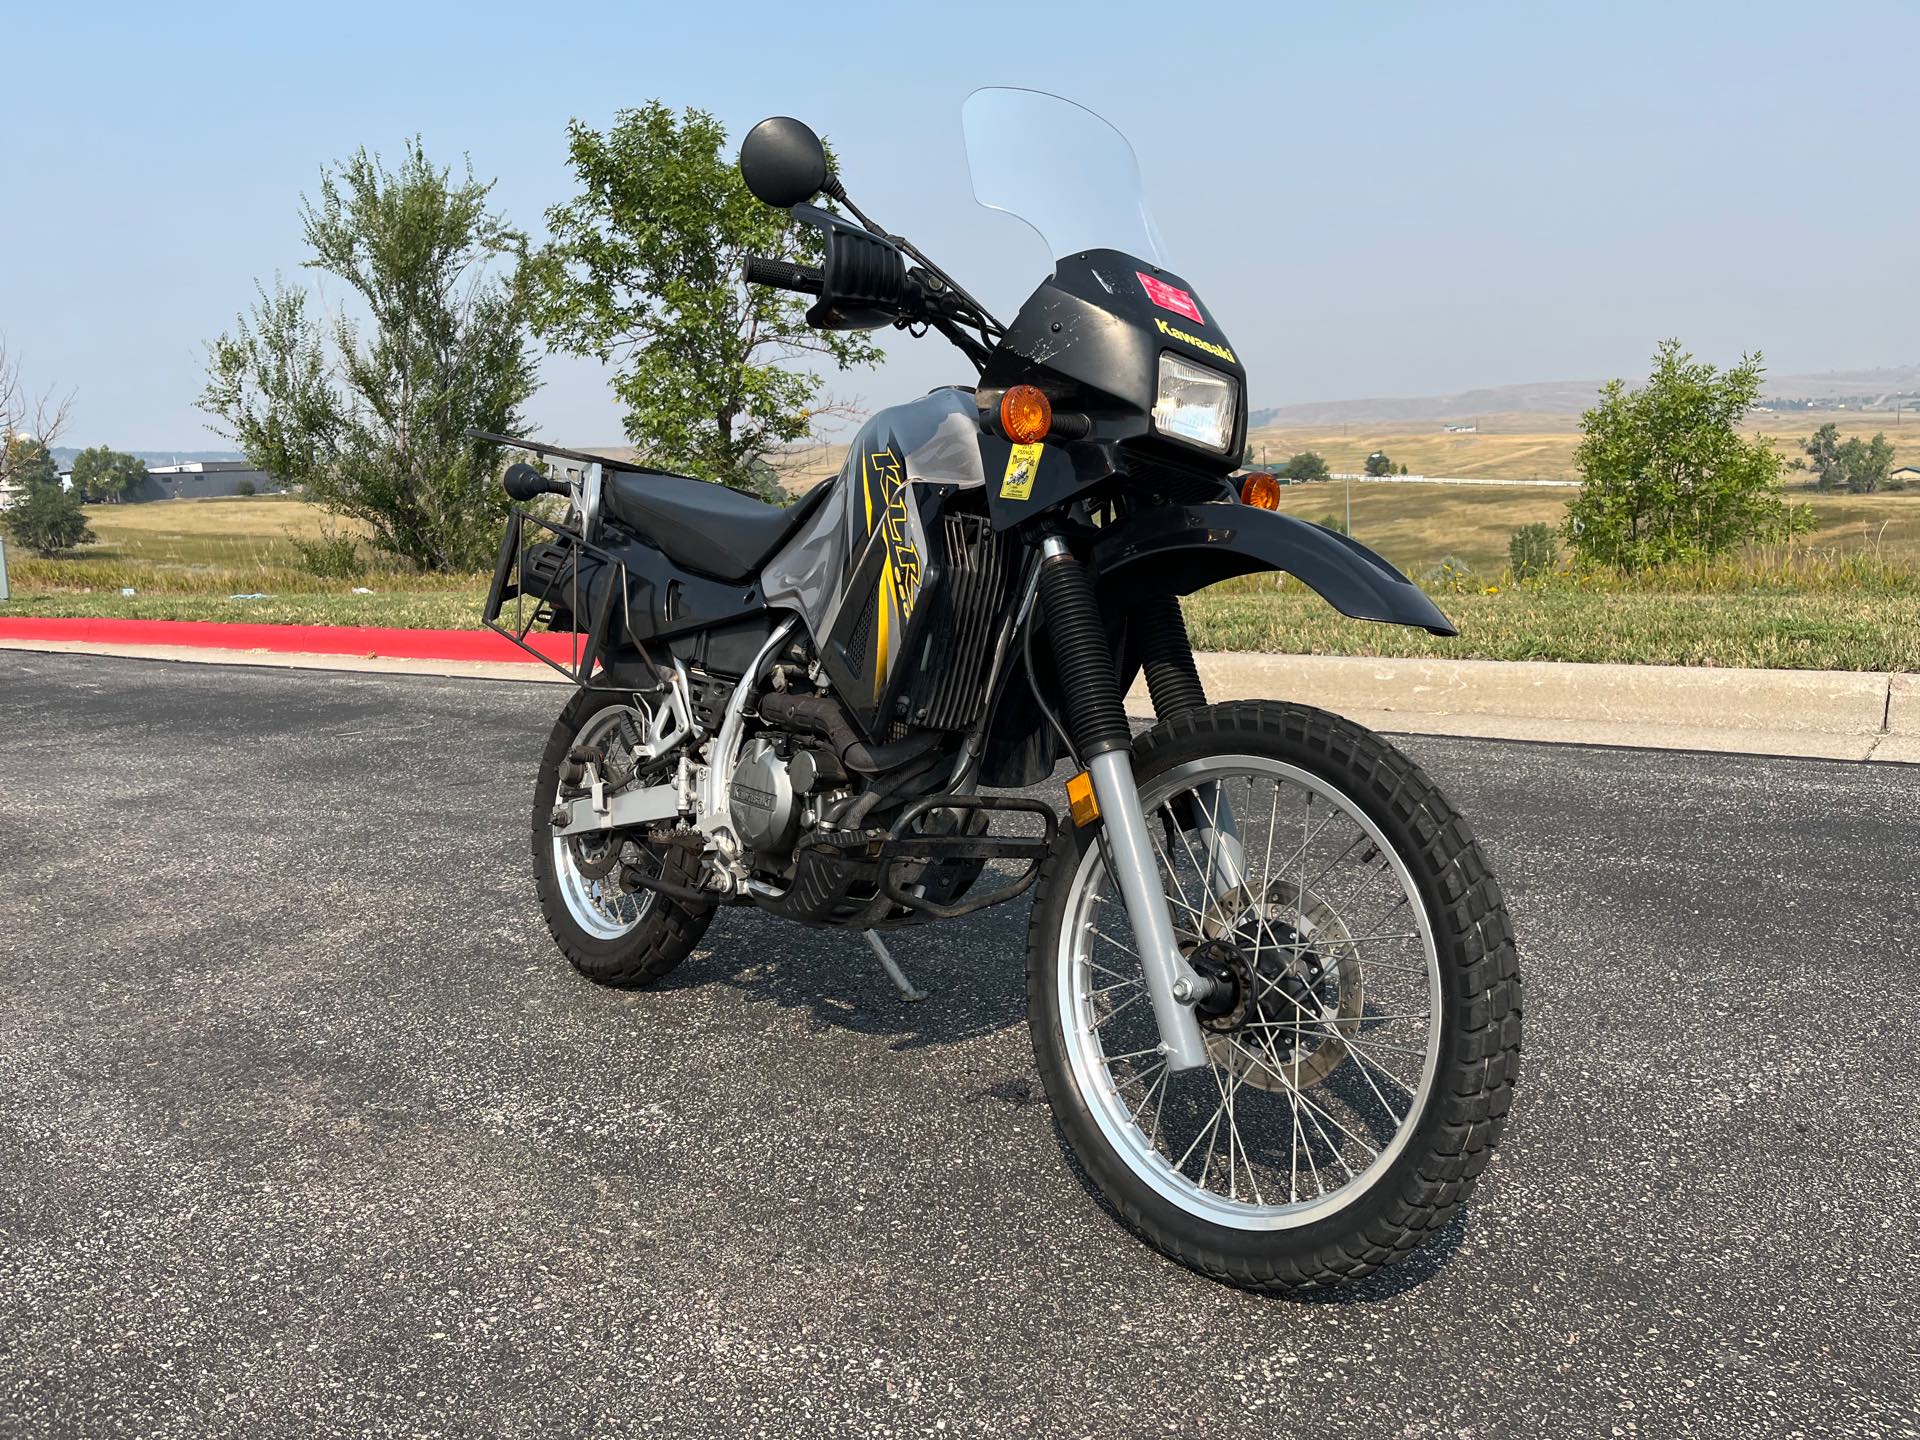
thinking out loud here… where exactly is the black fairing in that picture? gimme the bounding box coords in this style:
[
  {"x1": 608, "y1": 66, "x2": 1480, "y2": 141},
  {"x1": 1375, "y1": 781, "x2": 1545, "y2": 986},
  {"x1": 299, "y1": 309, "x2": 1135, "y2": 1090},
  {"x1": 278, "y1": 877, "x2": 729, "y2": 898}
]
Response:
[{"x1": 981, "y1": 249, "x2": 1247, "y2": 528}]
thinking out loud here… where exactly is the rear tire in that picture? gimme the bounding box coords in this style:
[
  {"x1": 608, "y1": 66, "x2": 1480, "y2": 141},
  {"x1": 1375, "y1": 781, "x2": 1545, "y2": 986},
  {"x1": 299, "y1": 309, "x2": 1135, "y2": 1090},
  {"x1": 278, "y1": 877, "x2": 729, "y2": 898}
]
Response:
[
  {"x1": 1026, "y1": 700, "x2": 1521, "y2": 1291},
  {"x1": 531, "y1": 689, "x2": 716, "y2": 989}
]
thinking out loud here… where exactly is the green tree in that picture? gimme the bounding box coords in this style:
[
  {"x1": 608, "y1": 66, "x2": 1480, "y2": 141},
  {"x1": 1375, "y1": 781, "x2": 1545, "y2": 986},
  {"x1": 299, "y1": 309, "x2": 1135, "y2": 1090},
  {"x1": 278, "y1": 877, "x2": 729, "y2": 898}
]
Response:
[
  {"x1": 2, "y1": 469, "x2": 94, "y2": 556},
  {"x1": 201, "y1": 140, "x2": 537, "y2": 571},
  {"x1": 1835, "y1": 432, "x2": 1895, "y2": 494},
  {"x1": 1, "y1": 433, "x2": 59, "y2": 493},
  {"x1": 1284, "y1": 450, "x2": 1330, "y2": 483},
  {"x1": 1364, "y1": 450, "x2": 1392, "y2": 477},
  {"x1": 527, "y1": 102, "x2": 882, "y2": 499},
  {"x1": 69, "y1": 446, "x2": 148, "y2": 503},
  {"x1": 1563, "y1": 341, "x2": 1807, "y2": 569},
  {"x1": 1802, "y1": 422, "x2": 1842, "y2": 489}
]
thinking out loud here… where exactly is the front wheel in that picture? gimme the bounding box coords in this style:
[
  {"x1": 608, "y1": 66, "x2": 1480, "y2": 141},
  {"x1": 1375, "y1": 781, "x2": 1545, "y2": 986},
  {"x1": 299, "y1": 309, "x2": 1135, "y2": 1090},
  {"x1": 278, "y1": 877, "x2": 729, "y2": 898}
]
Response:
[{"x1": 1026, "y1": 701, "x2": 1521, "y2": 1291}]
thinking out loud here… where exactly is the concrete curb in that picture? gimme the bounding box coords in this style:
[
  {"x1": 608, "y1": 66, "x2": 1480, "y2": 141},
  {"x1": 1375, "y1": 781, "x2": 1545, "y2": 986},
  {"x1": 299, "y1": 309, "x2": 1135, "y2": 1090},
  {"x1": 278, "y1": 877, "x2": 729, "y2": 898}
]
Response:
[
  {"x1": 5, "y1": 636, "x2": 1914, "y2": 764},
  {"x1": 1122, "y1": 654, "x2": 1914, "y2": 763}
]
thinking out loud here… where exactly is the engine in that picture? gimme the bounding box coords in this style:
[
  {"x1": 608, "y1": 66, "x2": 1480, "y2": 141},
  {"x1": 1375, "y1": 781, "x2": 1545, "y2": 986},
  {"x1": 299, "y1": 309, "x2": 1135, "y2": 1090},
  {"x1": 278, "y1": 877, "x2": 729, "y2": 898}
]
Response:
[
  {"x1": 727, "y1": 738, "x2": 800, "y2": 857},
  {"x1": 727, "y1": 736, "x2": 855, "y2": 864}
]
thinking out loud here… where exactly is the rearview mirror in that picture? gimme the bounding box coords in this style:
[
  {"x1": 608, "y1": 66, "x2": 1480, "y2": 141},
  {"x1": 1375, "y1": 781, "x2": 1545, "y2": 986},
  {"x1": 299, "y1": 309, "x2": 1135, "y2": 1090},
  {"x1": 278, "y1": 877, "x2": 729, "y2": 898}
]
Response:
[{"x1": 739, "y1": 116, "x2": 829, "y2": 209}]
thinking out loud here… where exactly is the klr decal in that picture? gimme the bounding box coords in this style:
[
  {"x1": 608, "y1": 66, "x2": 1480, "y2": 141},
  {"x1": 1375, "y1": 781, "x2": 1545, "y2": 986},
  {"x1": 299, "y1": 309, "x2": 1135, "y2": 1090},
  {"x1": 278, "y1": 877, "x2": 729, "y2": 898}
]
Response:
[{"x1": 1137, "y1": 272, "x2": 1203, "y2": 325}]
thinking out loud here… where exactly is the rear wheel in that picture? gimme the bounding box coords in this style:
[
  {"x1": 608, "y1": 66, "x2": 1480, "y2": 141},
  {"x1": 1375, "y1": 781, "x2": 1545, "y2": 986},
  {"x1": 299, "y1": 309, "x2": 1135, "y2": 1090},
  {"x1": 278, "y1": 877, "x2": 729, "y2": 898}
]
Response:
[
  {"x1": 531, "y1": 690, "x2": 715, "y2": 988},
  {"x1": 1026, "y1": 701, "x2": 1521, "y2": 1291}
]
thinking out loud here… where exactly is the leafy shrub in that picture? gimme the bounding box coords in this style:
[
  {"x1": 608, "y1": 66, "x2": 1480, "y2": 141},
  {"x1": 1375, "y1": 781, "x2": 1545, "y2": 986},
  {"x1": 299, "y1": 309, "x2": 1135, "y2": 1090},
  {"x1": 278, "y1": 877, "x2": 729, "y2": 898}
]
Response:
[
  {"x1": 1315, "y1": 513, "x2": 1349, "y2": 536},
  {"x1": 288, "y1": 530, "x2": 363, "y2": 579},
  {"x1": 1508, "y1": 523, "x2": 1559, "y2": 581},
  {"x1": 1425, "y1": 555, "x2": 1475, "y2": 592},
  {"x1": 2, "y1": 482, "x2": 95, "y2": 556},
  {"x1": 235, "y1": 478, "x2": 256, "y2": 497}
]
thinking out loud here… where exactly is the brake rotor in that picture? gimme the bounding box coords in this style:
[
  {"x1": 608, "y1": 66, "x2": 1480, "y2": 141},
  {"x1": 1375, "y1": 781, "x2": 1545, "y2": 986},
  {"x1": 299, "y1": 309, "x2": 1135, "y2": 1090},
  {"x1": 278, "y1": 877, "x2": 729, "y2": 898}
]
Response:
[{"x1": 1194, "y1": 878, "x2": 1364, "y2": 1092}]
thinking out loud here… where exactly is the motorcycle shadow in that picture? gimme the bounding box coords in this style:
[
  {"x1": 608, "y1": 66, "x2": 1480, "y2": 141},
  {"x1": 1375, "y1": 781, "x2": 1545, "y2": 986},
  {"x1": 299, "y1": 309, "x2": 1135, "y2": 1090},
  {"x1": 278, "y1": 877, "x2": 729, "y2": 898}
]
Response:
[{"x1": 665, "y1": 882, "x2": 1033, "y2": 1052}]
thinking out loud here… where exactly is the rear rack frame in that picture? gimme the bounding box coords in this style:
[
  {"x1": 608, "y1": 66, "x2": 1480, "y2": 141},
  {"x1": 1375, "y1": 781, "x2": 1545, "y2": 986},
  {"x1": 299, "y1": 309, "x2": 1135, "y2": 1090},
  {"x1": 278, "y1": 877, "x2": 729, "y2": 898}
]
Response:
[{"x1": 482, "y1": 506, "x2": 662, "y2": 692}]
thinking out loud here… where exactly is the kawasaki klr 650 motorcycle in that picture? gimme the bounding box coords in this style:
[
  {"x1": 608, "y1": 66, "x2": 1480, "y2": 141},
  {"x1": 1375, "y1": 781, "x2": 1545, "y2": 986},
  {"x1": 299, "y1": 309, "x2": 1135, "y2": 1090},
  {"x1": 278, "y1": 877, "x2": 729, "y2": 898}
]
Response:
[{"x1": 482, "y1": 89, "x2": 1520, "y2": 1291}]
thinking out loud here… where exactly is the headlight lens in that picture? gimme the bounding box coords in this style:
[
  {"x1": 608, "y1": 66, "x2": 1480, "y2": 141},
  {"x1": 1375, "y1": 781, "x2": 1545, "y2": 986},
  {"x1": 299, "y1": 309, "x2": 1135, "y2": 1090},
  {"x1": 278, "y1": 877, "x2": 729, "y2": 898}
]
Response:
[{"x1": 1152, "y1": 352, "x2": 1238, "y2": 453}]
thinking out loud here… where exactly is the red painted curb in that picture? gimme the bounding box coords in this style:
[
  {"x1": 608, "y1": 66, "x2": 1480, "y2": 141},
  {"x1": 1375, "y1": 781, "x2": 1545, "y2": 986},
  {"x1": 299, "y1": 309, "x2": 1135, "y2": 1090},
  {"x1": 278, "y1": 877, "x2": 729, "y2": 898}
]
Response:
[{"x1": 0, "y1": 616, "x2": 572, "y2": 664}]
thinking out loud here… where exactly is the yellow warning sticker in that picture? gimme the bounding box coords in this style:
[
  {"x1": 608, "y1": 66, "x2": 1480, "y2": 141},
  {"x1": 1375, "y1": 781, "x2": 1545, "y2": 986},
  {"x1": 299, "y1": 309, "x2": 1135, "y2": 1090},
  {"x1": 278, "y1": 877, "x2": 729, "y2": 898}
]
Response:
[{"x1": 1000, "y1": 442, "x2": 1043, "y2": 501}]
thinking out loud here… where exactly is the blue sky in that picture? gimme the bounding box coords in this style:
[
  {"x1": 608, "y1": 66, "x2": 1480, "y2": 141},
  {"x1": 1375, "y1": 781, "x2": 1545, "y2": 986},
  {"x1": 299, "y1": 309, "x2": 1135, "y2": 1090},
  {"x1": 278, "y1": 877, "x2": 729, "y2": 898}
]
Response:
[{"x1": 7, "y1": 0, "x2": 1916, "y2": 449}]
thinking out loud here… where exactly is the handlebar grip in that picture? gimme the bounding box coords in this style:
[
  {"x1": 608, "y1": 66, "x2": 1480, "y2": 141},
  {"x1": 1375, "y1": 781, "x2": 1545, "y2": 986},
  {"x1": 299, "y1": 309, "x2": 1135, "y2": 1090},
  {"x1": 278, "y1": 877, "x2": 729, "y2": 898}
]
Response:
[
  {"x1": 743, "y1": 255, "x2": 825, "y2": 295},
  {"x1": 503, "y1": 462, "x2": 571, "y2": 503}
]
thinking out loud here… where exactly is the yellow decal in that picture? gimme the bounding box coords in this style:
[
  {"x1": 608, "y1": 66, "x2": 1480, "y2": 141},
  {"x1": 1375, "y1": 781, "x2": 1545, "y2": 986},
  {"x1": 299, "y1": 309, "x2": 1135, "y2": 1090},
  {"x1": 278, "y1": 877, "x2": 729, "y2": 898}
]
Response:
[
  {"x1": 1000, "y1": 441, "x2": 1043, "y2": 501},
  {"x1": 1155, "y1": 317, "x2": 1236, "y2": 365},
  {"x1": 862, "y1": 448, "x2": 921, "y2": 699}
]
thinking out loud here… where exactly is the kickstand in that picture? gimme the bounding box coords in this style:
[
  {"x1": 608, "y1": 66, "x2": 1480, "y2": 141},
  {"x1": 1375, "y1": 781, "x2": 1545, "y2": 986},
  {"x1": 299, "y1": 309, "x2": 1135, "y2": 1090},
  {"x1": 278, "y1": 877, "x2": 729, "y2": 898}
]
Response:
[{"x1": 862, "y1": 930, "x2": 927, "y2": 1003}]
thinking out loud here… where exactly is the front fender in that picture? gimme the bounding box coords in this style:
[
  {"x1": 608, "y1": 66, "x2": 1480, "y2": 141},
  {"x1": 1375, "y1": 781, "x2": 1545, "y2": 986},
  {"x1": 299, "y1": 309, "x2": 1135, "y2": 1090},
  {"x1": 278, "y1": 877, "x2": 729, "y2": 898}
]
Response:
[{"x1": 1087, "y1": 503, "x2": 1456, "y2": 636}]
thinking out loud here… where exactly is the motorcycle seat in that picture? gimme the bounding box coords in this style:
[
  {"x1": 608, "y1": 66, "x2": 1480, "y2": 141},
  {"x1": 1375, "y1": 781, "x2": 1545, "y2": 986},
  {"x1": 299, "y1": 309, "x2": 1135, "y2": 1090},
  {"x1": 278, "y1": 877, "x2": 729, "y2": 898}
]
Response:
[{"x1": 601, "y1": 469, "x2": 830, "y2": 582}]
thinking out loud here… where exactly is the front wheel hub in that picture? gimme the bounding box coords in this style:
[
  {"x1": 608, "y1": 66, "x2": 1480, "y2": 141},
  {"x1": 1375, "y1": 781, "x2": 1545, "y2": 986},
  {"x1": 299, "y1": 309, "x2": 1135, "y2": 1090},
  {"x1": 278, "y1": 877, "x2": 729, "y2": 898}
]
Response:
[{"x1": 1186, "y1": 937, "x2": 1254, "y2": 1032}]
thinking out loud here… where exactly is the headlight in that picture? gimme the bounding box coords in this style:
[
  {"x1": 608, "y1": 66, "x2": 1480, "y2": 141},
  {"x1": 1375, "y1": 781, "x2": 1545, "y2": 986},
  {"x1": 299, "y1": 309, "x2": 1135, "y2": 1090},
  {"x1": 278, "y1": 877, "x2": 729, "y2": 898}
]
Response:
[{"x1": 1151, "y1": 352, "x2": 1238, "y2": 453}]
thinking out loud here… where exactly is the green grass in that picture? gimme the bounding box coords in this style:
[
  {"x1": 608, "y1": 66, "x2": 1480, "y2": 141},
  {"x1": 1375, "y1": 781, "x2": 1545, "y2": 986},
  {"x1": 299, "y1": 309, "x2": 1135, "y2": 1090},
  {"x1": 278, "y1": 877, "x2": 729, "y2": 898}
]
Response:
[
  {"x1": 4, "y1": 588, "x2": 488, "y2": 629},
  {"x1": 1185, "y1": 585, "x2": 1920, "y2": 671}
]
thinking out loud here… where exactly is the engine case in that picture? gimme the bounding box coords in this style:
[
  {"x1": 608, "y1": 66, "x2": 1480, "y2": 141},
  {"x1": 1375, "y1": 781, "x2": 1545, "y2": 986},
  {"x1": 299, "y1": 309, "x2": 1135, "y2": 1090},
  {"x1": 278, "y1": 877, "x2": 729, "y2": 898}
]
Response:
[{"x1": 729, "y1": 738, "x2": 800, "y2": 858}]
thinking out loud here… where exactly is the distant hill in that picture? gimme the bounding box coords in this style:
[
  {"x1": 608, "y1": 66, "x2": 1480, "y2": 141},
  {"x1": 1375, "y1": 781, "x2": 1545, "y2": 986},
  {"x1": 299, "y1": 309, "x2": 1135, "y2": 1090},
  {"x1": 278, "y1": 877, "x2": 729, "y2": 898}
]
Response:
[{"x1": 1252, "y1": 365, "x2": 1920, "y2": 427}]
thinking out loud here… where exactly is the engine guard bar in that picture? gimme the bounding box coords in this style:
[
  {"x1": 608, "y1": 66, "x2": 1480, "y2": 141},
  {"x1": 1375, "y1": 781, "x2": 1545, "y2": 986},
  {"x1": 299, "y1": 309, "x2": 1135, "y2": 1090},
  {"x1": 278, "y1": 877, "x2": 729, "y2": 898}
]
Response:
[{"x1": 879, "y1": 793, "x2": 1058, "y2": 920}]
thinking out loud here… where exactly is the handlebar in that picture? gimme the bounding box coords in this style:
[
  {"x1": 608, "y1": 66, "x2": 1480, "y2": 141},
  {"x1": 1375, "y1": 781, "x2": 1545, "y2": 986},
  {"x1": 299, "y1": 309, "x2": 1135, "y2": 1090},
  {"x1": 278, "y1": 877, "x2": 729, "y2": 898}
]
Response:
[
  {"x1": 743, "y1": 255, "x2": 825, "y2": 295},
  {"x1": 502, "y1": 462, "x2": 571, "y2": 503}
]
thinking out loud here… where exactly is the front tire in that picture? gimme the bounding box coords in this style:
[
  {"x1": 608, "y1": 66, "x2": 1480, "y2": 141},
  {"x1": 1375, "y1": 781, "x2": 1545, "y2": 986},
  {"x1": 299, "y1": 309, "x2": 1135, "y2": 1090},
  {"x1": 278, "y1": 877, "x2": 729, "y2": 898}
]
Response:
[
  {"x1": 531, "y1": 689, "x2": 716, "y2": 989},
  {"x1": 1026, "y1": 700, "x2": 1521, "y2": 1291}
]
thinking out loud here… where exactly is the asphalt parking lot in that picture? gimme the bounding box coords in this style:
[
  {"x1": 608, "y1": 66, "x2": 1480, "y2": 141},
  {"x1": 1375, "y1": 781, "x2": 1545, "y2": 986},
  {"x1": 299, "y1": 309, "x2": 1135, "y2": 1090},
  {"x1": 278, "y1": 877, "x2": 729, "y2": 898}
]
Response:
[{"x1": 1, "y1": 651, "x2": 1916, "y2": 1439}]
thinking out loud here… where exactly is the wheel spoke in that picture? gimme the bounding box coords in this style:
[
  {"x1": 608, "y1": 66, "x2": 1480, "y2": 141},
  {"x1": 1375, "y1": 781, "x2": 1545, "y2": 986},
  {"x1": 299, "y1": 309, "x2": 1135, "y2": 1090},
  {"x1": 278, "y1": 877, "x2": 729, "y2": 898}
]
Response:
[{"x1": 1063, "y1": 752, "x2": 1442, "y2": 1227}]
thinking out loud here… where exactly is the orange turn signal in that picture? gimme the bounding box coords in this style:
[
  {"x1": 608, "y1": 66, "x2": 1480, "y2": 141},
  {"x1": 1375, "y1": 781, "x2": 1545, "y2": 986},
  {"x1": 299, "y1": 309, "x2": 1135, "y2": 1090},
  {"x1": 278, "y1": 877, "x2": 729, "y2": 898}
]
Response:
[
  {"x1": 1000, "y1": 385, "x2": 1052, "y2": 445},
  {"x1": 1240, "y1": 471, "x2": 1281, "y2": 510}
]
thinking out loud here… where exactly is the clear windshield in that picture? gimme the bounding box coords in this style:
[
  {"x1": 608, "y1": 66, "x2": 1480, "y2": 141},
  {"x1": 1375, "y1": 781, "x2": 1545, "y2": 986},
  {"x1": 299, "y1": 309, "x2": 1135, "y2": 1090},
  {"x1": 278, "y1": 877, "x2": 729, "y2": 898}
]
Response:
[{"x1": 962, "y1": 87, "x2": 1167, "y2": 265}]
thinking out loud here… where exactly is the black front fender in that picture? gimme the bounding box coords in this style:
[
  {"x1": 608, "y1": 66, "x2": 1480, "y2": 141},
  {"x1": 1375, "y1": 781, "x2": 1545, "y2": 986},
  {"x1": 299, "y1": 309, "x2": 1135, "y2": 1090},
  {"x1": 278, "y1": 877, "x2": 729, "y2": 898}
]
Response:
[{"x1": 1087, "y1": 503, "x2": 1456, "y2": 636}]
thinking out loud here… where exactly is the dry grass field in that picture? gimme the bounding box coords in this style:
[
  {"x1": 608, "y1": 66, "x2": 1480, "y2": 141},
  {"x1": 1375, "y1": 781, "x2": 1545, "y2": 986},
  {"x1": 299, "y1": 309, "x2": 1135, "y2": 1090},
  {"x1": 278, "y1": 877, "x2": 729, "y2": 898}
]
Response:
[
  {"x1": 1249, "y1": 407, "x2": 1920, "y2": 483},
  {"x1": 1268, "y1": 478, "x2": 1920, "y2": 575}
]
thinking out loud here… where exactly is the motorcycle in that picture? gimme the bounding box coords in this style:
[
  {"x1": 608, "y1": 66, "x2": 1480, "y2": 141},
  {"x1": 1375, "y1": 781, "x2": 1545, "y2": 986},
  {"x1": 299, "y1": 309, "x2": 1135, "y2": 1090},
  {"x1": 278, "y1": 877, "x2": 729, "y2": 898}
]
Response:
[{"x1": 481, "y1": 88, "x2": 1521, "y2": 1291}]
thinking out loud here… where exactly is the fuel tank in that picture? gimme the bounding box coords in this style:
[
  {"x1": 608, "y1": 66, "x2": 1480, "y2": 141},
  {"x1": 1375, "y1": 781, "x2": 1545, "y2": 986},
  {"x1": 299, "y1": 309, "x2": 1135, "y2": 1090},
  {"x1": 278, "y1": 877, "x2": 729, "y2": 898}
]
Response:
[{"x1": 761, "y1": 387, "x2": 1020, "y2": 740}]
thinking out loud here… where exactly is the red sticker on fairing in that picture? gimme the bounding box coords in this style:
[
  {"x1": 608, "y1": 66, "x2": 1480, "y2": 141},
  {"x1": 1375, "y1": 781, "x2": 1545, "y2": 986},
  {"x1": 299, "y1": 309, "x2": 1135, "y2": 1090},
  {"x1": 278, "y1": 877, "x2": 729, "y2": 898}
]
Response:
[{"x1": 1137, "y1": 272, "x2": 1203, "y2": 324}]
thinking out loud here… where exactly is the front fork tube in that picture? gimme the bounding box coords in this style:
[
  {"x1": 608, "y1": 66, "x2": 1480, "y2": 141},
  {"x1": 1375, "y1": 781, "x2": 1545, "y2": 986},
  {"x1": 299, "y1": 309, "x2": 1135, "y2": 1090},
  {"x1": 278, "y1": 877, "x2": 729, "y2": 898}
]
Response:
[
  {"x1": 1038, "y1": 538, "x2": 1211, "y2": 1074},
  {"x1": 1186, "y1": 783, "x2": 1248, "y2": 907},
  {"x1": 1083, "y1": 749, "x2": 1212, "y2": 1072},
  {"x1": 1137, "y1": 592, "x2": 1246, "y2": 906}
]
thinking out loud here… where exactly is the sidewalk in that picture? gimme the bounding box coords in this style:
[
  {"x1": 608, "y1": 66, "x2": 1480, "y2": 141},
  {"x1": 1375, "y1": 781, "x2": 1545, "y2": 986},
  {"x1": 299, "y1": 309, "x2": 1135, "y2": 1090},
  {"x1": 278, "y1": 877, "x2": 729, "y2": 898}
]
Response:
[{"x1": 3, "y1": 619, "x2": 1914, "y2": 763}]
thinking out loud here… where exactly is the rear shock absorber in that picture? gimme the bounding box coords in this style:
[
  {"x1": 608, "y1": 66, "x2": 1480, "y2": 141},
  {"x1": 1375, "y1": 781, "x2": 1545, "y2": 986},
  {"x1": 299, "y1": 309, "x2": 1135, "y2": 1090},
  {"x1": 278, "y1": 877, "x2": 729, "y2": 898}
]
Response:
[{"x1": 1036, "y1": 536, "x2": 1211, "y2": 1072}]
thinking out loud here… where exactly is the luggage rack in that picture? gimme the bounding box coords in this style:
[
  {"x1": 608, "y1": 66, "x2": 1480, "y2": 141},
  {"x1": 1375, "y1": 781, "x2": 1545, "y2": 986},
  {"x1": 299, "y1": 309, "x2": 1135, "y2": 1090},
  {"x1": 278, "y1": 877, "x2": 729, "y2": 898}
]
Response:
[
  {"x1": 482, "y1": 505, "x2": 661, "y2": 692},
  {"x1": 474, "y1": 430, "x2": 672, "y2": 692}
]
